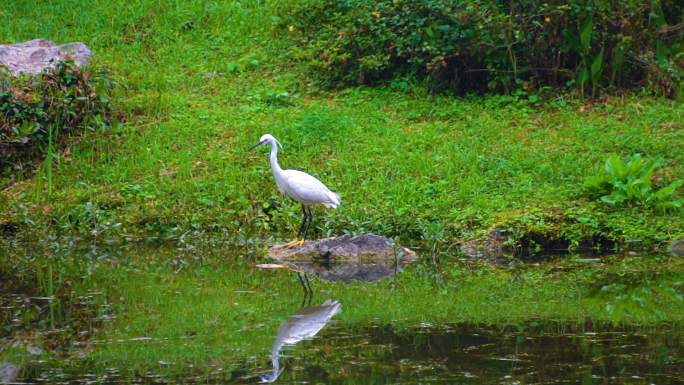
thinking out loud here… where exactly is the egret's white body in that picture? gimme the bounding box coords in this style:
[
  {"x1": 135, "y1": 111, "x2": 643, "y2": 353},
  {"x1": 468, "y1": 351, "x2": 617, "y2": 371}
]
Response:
[
  {"x1": 250, "y1": 134, "x2": 340, "y2": 246},
  {"x1": 261, "y1": 300, "x2": 342, "y2": 382}
]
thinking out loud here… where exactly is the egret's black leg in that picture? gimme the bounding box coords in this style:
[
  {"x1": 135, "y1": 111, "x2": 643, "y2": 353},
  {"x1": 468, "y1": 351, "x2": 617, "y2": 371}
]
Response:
[
  {"x1": 297, "y1": 272, "x2": 308, "y2": 295},
  {"x1": 303, "y1": 273, "x2": 313, "y2": 297},
  {"x1": 282, "y1": 204, "x2": 309, "y2": 248},
  {"x1": 301, "y1": 204, "x2": 314, "y2": 241},
  {"x1": 296, "y1": 203, "x2": 308, "y2": 239}
]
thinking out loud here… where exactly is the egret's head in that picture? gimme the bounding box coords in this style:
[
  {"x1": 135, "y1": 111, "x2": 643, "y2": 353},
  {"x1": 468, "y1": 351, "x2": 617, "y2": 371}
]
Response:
[{"x1": 249, "y1": 134, "x2": 282, "y2": 150}]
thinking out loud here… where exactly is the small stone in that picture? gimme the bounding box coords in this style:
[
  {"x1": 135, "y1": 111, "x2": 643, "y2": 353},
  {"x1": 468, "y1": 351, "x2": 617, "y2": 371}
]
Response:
[
  {"x1": 460, "y1": 227, "x2": 511, "y2": 266},
  {"x1": 0, "y1": 362, "x2": 20, "y2": 384},
  {"x1": 670, "y1": 240, "x2": 684, "y2": 257},
  {"x1": 26, "y1": 344, "x2": 42, "y2": 355},
  {"x1": 0, "y1": 39, "x2": 93, "y2": 76}
]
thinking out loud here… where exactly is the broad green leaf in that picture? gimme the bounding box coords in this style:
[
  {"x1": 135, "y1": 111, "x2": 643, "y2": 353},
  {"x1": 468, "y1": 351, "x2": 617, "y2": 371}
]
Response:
[
  {"x1": 601, "y1": 191, "x2": 627, "y2": 204},
  {"x1": 655, "y1": 6, "x2": 667, "y2": 27},
  {"x1": 657, "y1": 201, "x2": 676, "y2": 210},
  {"x1": 657, "y1": 41, "x2": 667, "y2": 66},
  {"x1": 425, "y1": 26, "x2": 433, "y2": 37},
  {"x1": 653, "y1": 285, "x2": 683, "y2": 302},
  {"x1": 625, "y1": 178, "x2": 642, "y2": 200},
  {"x1": 624, "y1": 154, "x2": 644, "y2": 177},
  {"x1": 652, "y1": 180, "x2": 683, "y2": 200},
  {"x1": 562, "y1": 29, "x2": 582, "y2": 54},
  {"x1": 604, "y1": 153, "x2": 624, "y2": 180},
  {"x1": 583, "y1": 175, "x2": 611, "y2": 194},
  {"x1": 578, "y1": 68, "x2": 588, "y2": 85},
  {"x1": 591, "y1": 48, "x2": 603, "y2": 80},
  {"x1": 579, "y1": 16, "x2": 593, "y2": 55},
  {"x1": 95, "y1": 80, "x2": 106, "y2": 96}
]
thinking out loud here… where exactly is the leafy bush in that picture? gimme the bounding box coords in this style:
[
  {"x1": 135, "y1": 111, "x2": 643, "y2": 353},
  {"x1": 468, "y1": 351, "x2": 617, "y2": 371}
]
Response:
[
  {"x1": 276, "y1": 0, "x2": 684, "y2": 96},
  {"x1": 584, "y1": 154, "x2": 683, "y2": 210},
  {"x1": 0, "y1": 59, "x2": 114, "y2": 176}
]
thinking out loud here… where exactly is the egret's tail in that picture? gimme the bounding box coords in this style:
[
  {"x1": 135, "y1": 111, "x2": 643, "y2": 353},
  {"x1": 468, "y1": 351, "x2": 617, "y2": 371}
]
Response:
[
  {"x1": 323, "y1": 191, "x2": 341, "y2": 208},
  {"x1": 321, "y1": 299, "x2": 342, "y2": 317}
]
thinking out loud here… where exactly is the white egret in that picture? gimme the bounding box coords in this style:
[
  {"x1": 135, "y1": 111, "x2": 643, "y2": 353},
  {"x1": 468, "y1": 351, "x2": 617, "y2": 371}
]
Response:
[
  {"x1": 249, "y1": 134, "x2": 341, "y2": 248},
  {"x1": 260, "y1": 299, "x2": 342, "y2": 382}
]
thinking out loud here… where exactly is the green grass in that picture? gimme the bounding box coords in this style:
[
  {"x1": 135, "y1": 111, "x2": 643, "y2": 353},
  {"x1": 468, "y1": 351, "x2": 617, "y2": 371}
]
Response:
[{"x1": 0, "y1": 0, "x2": 683, "y2": 248}]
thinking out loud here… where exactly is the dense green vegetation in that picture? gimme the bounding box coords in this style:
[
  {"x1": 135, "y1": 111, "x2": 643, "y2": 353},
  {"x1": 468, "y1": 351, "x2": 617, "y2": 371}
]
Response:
[
  {"x1": 0, "y1": 0, "x2": 683, "y2": 249},
  {"x1": 279, "y1": 0, "x2": 684, "y2": 96},
  {"x1": 0, "y1": 60, "x2": 115, "y2": 176}
]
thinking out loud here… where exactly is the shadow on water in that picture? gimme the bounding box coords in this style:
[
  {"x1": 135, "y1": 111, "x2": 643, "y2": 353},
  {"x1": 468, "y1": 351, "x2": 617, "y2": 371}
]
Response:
[
  {"x1": 250, "y1": 320, "x2": 684, "y2": 384},
  {"x1": 251, "y1": 256, "x2": 684, "y2": 383}
]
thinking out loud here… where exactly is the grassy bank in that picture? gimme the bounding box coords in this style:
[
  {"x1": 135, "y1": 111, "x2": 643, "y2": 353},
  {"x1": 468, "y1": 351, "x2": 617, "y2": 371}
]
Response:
[{"x1": 0, "y1": 0, "x2": 683, "y2": 248}]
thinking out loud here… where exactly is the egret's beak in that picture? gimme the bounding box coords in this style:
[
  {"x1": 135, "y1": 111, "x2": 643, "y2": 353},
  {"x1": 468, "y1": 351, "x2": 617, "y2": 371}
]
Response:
[{"x1": 249, "y1": 140, "x2": 265, "y2": 150}]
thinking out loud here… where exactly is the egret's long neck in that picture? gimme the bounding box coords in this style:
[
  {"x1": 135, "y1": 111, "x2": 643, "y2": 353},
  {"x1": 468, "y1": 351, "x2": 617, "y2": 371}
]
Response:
[
  {"x1": 269, "y1": 141, "x2": 285, "y2": 179},
  {"x1": 264, "y1": 346, "x2": 282, "y2": 382}
]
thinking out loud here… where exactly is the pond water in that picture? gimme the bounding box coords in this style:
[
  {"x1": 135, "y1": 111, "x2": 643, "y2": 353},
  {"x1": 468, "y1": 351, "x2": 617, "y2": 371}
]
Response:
[{"x1": 1, "y1": 243, "x2": 683, "y2": 384}]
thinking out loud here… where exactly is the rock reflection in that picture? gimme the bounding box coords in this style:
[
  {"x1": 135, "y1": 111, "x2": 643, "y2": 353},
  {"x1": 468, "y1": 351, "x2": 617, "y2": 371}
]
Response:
[
  {"x1": 261, "y1": 299, "x2": 342, "y2": 383},
  {"x1": 274, "y1": 257, "x2": 416, "y2": 284}
]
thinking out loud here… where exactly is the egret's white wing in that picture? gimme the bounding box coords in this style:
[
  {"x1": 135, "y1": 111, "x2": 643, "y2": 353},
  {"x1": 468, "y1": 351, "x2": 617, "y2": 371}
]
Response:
[
  {"x1": 283, "y1": 170, "x2": 340, "y2": 207},
  {"x1": 275, "y1": 300, "x2": 342, "y2": 345}
]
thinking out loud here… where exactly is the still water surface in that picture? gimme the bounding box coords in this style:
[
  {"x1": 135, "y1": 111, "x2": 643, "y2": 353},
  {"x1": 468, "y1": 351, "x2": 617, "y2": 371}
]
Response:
[{"x1": 1, "y1": 245, "x2": 683, "y2": 384}]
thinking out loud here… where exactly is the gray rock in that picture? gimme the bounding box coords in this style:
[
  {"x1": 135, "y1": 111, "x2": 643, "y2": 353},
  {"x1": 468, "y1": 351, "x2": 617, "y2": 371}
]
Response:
[
  {"x1": 670, "y1": 240, "x2": 684, "y2": 257},
  {"x1": 269, "y1": 233, "x2": 417, "y2": 260},
  {"x1": 460, "y1": 227, "x2": 511, "y2": 265},
  {"x1": 0, "y1": 362, "x2": 20, "y2": 384},
  {"x1": 0, "y1": 39, "x2": 93, "y2": 76}
]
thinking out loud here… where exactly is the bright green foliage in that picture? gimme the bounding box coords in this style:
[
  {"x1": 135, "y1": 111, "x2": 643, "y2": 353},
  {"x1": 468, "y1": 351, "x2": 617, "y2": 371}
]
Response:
[
  {"x1": 0, "y1": 0, "x2": 683, "y2": 247},
  {"x1": 584, "y1": 154, "x2": 683, "y2": 209},
  {"x1": 0, "y1": 60, "x2": 114, "y2": 175},
  {"x1": 277, "y1": 0, "x2": 684, "y2": 96}
]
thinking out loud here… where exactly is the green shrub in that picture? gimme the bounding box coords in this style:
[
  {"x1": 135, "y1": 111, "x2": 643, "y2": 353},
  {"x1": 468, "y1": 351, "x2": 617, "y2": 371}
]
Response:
[
  {"x1": 0, "y1": 59, "x2": 114, "y2": 176},
  {"x1": 276, "y1": 0, "x2": 684, "y2": 96},
  {"x1": 584, "y1": 154, "x2": 683, "y2": 210}
]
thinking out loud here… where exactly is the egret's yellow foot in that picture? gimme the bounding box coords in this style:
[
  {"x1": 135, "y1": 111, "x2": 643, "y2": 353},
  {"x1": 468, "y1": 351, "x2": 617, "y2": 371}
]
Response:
[
  {"x1": 294, "y1": 239, "x2": 306, "y2": 247},
  {"x1": 286, "y1": 266, "x2": 306, "y2": 274},
  {"x1": 280, "y1": 239, "x2": 301, "y2": 248}
]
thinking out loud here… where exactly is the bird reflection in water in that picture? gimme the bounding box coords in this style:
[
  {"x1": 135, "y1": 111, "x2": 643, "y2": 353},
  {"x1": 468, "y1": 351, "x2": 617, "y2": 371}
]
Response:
[{"x1": 260, "y1": 299, "x2": 342, "y2": 383}]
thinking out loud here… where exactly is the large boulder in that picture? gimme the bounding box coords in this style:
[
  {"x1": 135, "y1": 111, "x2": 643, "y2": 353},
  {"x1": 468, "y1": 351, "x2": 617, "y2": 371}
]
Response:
[
  {"x1": 0, "y1": 39, "x2": 93, "y2": 76},
  {"x1": 269, "y1": 233, "x2": 417, "y2": 260}
]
